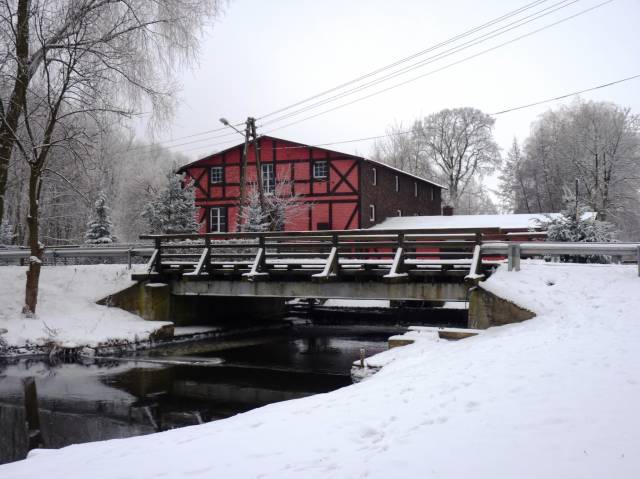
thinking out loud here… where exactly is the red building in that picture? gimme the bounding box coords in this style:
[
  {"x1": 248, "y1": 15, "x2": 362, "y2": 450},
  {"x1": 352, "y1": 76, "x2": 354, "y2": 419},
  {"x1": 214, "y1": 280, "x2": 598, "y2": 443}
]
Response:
[{"x1": 177, "y1": 135, "x2": 444, "y2": 232}]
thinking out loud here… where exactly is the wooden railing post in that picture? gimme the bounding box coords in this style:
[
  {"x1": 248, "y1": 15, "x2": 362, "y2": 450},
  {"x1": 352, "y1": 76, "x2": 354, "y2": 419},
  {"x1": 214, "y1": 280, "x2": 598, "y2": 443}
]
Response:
[
  {"x1": 243, "y1": 234, "x2": 268, "y2": 281},
  {"x1": 186, "y1": 237, "x2": 211, "y2": 277},
  {"x1": 312, "y1": 234, "x2": 340, "y2": 281},
  {"x1": 384, "y1": 232, "x2": 408, "y2": 282}
]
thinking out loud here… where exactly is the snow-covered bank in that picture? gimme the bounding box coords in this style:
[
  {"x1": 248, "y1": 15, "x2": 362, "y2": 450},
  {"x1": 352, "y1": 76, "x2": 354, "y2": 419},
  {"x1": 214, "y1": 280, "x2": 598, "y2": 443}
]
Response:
[
  {"x1": 0, "y1": 265, "x2": 171, "y2": 353},
  {"x1": 1, "y1": 262, "x2": 639, "y2": 478}
]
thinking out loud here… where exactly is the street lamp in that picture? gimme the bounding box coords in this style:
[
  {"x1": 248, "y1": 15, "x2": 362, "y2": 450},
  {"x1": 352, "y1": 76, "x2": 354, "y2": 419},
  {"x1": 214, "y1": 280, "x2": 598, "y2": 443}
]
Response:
[{"x1": 219, "y1": 118, "x2": 245, "y2": 137}]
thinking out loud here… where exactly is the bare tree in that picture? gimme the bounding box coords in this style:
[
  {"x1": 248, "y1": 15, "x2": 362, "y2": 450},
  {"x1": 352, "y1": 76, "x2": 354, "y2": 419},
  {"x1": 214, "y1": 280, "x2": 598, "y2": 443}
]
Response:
[
  {"x1": 0, "y1": 0, "x2": 225, "y2": 226},
  {"x1": 371, "y1": 121, "x2": 430, "y2": 179},
  {"x1": 413, "y1": 108, "x2": 500, "y2": 210},
  {"x1": 503, "y1": 99, "x2": 640, "y2": 238},
  {"x1": 0, "y1": 0, "x2": 224, "y2": 315}
]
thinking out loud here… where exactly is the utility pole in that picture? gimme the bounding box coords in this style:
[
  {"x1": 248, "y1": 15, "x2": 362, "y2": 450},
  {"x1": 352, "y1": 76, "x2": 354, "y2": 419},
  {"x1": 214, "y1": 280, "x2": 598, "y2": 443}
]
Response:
[
  {"x1": 237, "y1": 119, "x2": 251, "y2": 231},
  {"x1": 248, "y1": 117, "x2": 267, "y2": 224}
]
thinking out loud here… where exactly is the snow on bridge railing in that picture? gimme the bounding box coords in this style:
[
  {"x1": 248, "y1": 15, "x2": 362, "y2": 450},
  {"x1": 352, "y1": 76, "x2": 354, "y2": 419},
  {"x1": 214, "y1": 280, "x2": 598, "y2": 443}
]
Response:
[
  {"x1": 140, "y1": 227, "x2": 505, "y2": 280},
  {"x1": 480, "y1": 242, "x2": 640, "y2": 276}
]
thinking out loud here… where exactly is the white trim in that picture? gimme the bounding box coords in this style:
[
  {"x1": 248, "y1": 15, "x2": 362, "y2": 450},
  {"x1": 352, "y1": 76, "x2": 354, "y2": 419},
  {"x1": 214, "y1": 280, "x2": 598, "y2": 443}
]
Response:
[
  {"x1": 369, "y1": 204, "x2": 375, "y2": 222},
  {"x1": 209, "y1": 206, "x2": 227, "y2": 233},
  {"x1": 397, "y1": 209, "x2": 402, "y2": 217},
  {"x1": 372, "y1": 167, "x2": 377, "y2": 186}
]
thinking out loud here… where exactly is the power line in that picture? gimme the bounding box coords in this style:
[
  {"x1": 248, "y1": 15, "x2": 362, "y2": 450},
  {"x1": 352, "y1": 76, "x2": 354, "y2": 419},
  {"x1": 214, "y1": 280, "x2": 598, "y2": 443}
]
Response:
[
  {"x1": 182, "y1": 71, "x2": 640, "y2": 155},
  {"x1": 121, "y1": 0, "x2": 557, "y2": 155},
  {"x1": 490, "y1": 73, "x2": 640, "y2": 115},
  {"x1": 255, "y1": 0, "x2": 553, "y2": 121},
  {"x1": 262, "y1": 0, "x2": 613, "y2": 135},
  {"x1": 123, "y1": 0, "x2": 616, "y2": 159},
  {"x1": 260, "y1": 0, "x2": 581, "y2": 127}
]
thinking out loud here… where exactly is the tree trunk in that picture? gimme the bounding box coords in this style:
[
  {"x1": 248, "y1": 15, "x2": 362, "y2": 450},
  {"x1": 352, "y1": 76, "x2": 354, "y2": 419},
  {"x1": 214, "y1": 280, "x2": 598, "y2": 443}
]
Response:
[
  {"x1": 23, "y1": 169, "x2": 44, "y2": 316},
  {"x1": 0, "y1": 0, "x2": 31, "y2": 226}
]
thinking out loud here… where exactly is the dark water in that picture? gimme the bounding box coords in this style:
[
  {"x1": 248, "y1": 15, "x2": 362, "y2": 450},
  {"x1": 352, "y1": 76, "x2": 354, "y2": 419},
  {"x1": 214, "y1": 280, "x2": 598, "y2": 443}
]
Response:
[{"x1": 0, "y1": 325, "x2": 391, "y2": 465}]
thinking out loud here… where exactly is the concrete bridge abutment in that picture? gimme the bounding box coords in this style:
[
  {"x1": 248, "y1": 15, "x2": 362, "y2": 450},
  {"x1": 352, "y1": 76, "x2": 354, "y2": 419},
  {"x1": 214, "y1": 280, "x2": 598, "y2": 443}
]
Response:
[
  {"x1": 467, "y1": 286, "x2": 535, "y2": 329},
  {"x1": 99, "y1": 281, "x2": 287, "y2": 326}
]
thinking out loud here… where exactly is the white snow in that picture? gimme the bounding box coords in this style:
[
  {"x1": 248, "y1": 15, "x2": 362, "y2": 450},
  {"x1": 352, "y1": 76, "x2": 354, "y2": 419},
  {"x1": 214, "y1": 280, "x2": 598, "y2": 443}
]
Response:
[
  {"x1": 373, "y1": 212, "x2": 597, "y2": 231},
  {"x1": 322, "y1": 299, "x2": 390, "y2": 308},
  {"x1": 2, "y1": 262, "x2": 639, "y2": 478},
  {"x1": 0, "y1": 265, "x2": 172, "y2": 349}
]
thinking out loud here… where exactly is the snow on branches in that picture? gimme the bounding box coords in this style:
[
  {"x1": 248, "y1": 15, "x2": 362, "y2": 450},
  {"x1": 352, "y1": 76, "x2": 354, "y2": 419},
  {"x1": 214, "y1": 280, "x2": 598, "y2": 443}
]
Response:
[
  {"x1": 142, "y1": 171, "x2": 200, "y2": 234},
  {"x1": 85, "y1": 192, "x2": 116, "y2": 244}
]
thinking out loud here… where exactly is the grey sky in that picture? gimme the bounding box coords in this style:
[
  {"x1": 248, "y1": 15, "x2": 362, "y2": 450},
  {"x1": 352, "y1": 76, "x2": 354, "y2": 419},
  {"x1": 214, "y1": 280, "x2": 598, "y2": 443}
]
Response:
[{"x1": 142, "y1": 0, "x2": 640, "y2": 161}]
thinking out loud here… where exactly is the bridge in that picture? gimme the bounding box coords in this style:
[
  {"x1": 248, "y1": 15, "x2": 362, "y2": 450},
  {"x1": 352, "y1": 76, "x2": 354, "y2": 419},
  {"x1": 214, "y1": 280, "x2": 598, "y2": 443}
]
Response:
[{"x1": 131, "y1": 228, "x2": 640, "y2": 306}]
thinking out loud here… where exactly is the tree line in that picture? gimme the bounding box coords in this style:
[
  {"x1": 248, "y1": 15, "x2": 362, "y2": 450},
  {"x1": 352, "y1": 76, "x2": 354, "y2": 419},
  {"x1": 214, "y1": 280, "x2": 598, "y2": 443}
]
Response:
[{"x1": 372, "y1": 100, "x2": 640, "y2": 240}]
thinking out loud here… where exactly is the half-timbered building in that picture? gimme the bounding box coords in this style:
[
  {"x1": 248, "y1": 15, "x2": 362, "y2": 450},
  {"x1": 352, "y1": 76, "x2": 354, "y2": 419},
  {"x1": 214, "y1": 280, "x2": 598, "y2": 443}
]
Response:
[{"x1": 177, "y1": 135, "x2": 444, "y2": 232}]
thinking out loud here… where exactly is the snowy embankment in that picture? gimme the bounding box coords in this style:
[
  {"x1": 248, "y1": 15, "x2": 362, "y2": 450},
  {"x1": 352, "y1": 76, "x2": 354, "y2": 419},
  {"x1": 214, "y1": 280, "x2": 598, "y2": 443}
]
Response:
[
  {"x1": 0, "y1": 265, "x2": 171, "y2": 352},
  {"x1": 2, "y1": 262, "x2": 640, "y2": 478}
]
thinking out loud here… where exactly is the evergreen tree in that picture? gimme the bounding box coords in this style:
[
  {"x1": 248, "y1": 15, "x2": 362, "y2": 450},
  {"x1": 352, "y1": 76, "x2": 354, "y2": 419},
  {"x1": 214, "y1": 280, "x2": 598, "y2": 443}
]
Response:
[
  {"x1": 142, "y1": 170, "x2": 199, "y2": 234},
  {"x1": 0, "y1": 220, "x2": 14, "y2": 245},
  {"x1": 85, "y1": 192, "x2": 116, "y2": 244}
]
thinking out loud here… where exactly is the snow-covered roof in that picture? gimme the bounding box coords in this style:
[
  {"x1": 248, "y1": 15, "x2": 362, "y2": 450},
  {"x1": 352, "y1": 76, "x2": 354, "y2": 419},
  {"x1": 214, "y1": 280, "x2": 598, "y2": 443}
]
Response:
[{"x1": 372, "y1": 212, "x2": 597, "y2": 231}]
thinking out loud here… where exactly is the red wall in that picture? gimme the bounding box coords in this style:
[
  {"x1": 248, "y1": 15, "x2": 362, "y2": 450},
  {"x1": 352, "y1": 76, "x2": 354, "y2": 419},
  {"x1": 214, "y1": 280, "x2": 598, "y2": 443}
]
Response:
[{"x1": 183, "y1": 137, "x2": 360, "y2": 233}]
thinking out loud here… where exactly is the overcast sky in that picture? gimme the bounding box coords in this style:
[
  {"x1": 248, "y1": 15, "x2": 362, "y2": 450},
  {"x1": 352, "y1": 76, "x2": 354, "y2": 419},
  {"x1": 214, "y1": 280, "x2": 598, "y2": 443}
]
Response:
[{"x1": 140, "y1": 0, "x2": 640, "y2": 162}]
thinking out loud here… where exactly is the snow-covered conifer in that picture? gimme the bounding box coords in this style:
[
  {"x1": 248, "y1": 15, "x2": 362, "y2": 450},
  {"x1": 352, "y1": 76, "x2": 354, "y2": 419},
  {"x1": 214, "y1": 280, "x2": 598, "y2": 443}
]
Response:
[
  {"x1": 142, "y1": 170, "x2": 199, "y2": 234},
  {"x1": 85, "y1": 192, "x2": 116, "y2": 244}
]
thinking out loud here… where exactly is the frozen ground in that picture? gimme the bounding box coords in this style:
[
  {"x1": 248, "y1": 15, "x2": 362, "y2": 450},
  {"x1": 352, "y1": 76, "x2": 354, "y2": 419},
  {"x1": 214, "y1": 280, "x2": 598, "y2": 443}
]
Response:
[
  {"x1": 2, "y1": 262, "x2": 639, "y2": 478},
  {"x1": 0, "y1": 265, "x2": 171, "y2": 350}
]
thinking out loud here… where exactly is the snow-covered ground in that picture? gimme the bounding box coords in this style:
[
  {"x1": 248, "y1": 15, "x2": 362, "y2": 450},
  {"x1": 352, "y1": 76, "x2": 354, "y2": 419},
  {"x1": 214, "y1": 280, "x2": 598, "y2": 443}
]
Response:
[
  {"x1": 2, "y1": 261, "x2": 639, "y2": 477},
  {"x1": 0, "y1": 265, "x2": 171, "y2": 351}
]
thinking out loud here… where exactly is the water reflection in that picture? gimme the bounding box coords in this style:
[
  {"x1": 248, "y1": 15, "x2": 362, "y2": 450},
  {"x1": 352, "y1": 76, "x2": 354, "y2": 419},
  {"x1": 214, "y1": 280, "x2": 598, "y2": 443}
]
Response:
[{"x1": 0, "y1": 327, "x2": 389, "y2": 465}]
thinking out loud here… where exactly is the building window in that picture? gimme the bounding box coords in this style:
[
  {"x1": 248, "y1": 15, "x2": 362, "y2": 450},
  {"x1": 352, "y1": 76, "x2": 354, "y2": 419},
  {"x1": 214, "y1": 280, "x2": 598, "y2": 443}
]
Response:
[
  {"x1": 414, "y1": 182, "x2": 418, "y2": 197},
  {"x1": 313, "y1": 161, "x2": 328, "y2": 180},
  {"x1": 210, "y1": 207, "x2": 227, "y2": 233},
  {"x1": 397, "y1": 209, "x2": 402, "y2": 217},
  {"x1": 372, "y1": 168, "x2": 377, "y2": 186},
  {"x1": 395, "y1": 175, "x2": 399, "y2": 192},
  {"x1": 261, "y1": 163, "x2": 275, "y2": 193},
  {"x1": 210, "y1": 166, "x2": 224, "y2": 184},
  {"x1": 430, "y1": 187, "x2": 435, "y2": 201},
  {"x1": 369, "y1": 204, "x2": 375, "y2": 222}
]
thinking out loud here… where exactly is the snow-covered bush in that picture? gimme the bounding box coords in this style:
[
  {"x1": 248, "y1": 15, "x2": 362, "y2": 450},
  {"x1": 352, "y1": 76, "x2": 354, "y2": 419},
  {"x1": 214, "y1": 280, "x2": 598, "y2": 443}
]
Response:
[
  {"x1": 540, "y1": 204, "x2": 616, "y2": 263},
  {"x1": 142, "y1": 171, "x2": 200, "y2": 234},
  {"x1": 238, "y1": 187, "x2": 269, "y2": 232},
  {"x1": 85, "y1": 192, "x2": 116, "y2": 244},
  {"x1": 238, "y1": 180, "x2": 307, "y2": 232}
]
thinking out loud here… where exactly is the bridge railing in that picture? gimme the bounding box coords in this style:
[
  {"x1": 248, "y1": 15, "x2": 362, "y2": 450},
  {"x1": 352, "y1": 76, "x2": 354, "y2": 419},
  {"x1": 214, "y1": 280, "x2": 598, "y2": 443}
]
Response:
[{"x1": 139, "y1": 228, "x2": 505, "y2": 281}]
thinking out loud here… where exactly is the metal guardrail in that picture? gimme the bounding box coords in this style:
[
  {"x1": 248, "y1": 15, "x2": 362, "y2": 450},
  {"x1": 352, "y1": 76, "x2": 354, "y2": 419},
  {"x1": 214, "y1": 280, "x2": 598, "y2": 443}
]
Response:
[
  {"x1": 0, "y1": 245, "x2": 155, "y2": 268},
  {"x1": 479, "y1": 242, "x2": 640, "y2": 276}
]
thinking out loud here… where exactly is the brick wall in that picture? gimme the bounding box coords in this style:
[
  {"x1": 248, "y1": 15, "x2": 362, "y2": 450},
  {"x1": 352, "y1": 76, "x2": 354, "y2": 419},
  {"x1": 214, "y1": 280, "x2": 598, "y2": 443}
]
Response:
[{"x1": 359, "y1": 160, "x2": 442, "y2": 227}]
